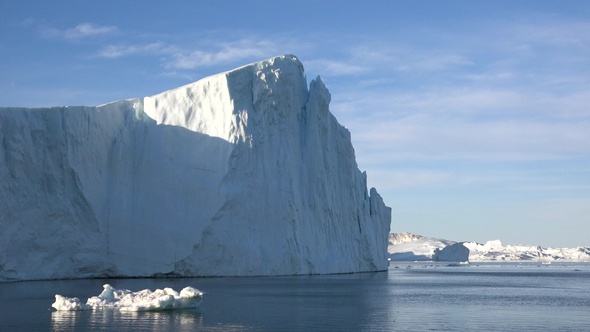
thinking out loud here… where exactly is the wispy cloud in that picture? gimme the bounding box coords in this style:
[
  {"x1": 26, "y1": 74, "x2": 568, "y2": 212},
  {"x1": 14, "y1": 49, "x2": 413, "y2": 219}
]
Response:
[
  {"x1": 97, "y1": 42, "x2": 170, "y2": 58},
  {"x1": 304, "y1": 59, "x2": 367, "y2": 76},
  {"x1": 514, "y1": 185, "x2": 590, "y2": 192},
  {"x1": 351, "y1": 115, "x2": 590, "y2": 162},
  {"x1": 39, "y1": 22, "x2": 118, "y2": 40},
  {"x1": 324, "y1": 18, "x2": 590, "y2": 174},
  {"x1": 345, "y1": 43, "x2": 473, "y2": 73},
  {"x1": 374, "y1": 169, "x2": 454, "y2": 190},
  {"x1": 164, "y1": 39, "x2": 279, "y2": 70},
  {"x1": 62, "y1": 23, "x2": 118, "y2": 40},
  {"x1": 397, "y1": 54, "x2": 473, "y2": 72},
  {"x1": 303, "y1": 44, "x2": 472, "y2": 78},
  {"x1": 95, "y1": 36, "x2": 286, "y2": 71},
  {"x1": 511, "y1": 19, "x2": 590, "y2": 47}
]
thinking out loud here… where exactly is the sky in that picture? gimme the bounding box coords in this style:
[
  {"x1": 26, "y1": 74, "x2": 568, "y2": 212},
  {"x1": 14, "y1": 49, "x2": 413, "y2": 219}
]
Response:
[{"x1": 1, "y1": 1, "x2": 589, "y2": 247}]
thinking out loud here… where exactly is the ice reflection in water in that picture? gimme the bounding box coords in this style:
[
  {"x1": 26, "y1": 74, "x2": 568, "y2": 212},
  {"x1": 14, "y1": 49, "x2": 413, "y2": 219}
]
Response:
[
  {"x1": 51, "y1": 309, "x2": 205, "y2": 331},
  {"x1": 2, "y1": 264, "x2": 590, "y2": 331}
]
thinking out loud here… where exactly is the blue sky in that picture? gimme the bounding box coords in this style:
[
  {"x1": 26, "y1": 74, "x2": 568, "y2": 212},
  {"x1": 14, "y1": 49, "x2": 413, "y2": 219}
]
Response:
[{"x1": 2, "y1": 1, "x2": 589, "y2": 247}]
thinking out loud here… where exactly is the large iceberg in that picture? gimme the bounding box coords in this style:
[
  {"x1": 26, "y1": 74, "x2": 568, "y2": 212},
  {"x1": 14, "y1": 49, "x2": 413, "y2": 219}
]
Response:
[{"x1": 0, "y1": 55, "x2": 391, "y2": 281}]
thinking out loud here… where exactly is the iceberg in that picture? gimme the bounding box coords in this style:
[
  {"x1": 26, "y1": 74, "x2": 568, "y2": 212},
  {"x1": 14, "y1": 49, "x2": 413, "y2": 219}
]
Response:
[
  {"x1": 388, "y1": 233, "x2": 469, "y2": 262},
  {"x1": 432, "y1": 243, "x2": 470, "y2": 262},
  {"x1": 52, "y1": 284, "x2": 203, "y2": 311},
  {"x1": 0, "y1": 55, "x2": 391, "y2": 281},
  {"x1": 464, "y1": 240, "x2": 590, "y2": 262},
  {"x1": 389, "y1": 233, "x2": 590, "y2": 262}
]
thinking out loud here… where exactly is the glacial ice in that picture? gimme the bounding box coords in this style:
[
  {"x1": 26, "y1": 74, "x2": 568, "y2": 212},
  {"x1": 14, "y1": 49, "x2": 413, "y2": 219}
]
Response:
[
  {"x1": 464, "y1": 240, "x2": 590, "y2": 262},
  {"x1": 433, "y1": 243, "x2": 470, "y2": 262},
  {"x1": 388, "y1": 233, "x2": 469, "y2": 262},
  {"x1": 0, "y1": 55, "x2": 391, "y2": 281},
  {"x1": 52, "y1": 284, "x2": 203, "y2": 311},
  {"x1": 389, "y1": 233, "x2": 590, "y2": 262}
]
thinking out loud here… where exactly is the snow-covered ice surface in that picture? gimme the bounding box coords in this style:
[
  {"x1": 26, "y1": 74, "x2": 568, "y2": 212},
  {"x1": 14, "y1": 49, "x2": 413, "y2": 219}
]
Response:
[
  {"x1": 388, "y1": 233, "x2": 469, "y2": 262},
  {"x1": 389, "y1": 233, "x2": 590, "y2": 262},
  {"x1": 52, "y1": 284, "x2": 203, "y2": 311},
  {"x1": 464, "y1": 240, "x2": 590, "y2": 262},
  {"x1": 0, "y1": 55, "x2": 391, "y2": 281}
]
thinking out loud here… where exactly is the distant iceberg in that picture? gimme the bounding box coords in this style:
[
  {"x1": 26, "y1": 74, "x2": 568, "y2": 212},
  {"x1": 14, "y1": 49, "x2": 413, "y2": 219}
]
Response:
[
  {"x1": 433, "y1": 243, "x2": 470, "y2": 262},
  {"x1": 464, "y1": 240, "x2": 590, "y2": 262},
  {"x1": 389, "y1": 233, "x2": 590, "y2": 262},
  {"x1": 388, "y1": 233, "x2": 469, "y2": 262}
]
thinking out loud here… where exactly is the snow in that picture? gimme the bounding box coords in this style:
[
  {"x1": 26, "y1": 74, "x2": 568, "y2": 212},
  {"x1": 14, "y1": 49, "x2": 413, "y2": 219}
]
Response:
[
  {"x1": 388, "y1": 233, "x2": 590, "y2": 262},
  {"x1": 388, "y1": 233, "x2": 468, "y2": 262},
  {"x1": 0, "y1": 55, "x2": 391, "y2": 281},
  {"x1": 389, "y1": 232, "x2": 424, "y2": 245},
  {"x1": 464, "y1": 240, "x2": 590, "y2": 262},
  {"x1": 52, "y1": 284, "x2": 203, "y2": 311}
]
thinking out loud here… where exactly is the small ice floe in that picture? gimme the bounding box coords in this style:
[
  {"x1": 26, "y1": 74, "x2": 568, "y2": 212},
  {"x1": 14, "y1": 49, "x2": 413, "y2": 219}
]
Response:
[
  {"x1": 52, "y1": 284, "x2": 203, "y2": 311},
  {"x1": 447, "y1": 261, "x2": 469, "y2": 267}
]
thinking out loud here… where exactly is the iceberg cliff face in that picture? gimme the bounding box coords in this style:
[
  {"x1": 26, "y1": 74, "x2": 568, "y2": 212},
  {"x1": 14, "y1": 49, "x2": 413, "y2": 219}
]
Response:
[{"x1": 0, "y1": 55, "x2": 391, "y2": 281}]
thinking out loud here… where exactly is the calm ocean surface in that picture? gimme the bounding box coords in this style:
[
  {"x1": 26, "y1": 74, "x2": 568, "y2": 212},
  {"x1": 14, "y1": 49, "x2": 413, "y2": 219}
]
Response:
[{"x1": 1, "y1": 262, "x2": 589, "y2": 331}]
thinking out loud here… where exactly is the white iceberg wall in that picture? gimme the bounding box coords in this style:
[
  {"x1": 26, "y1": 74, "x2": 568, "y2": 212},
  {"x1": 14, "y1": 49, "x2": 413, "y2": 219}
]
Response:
[
  {"x1": 95, "y1": 84, "x2": 236, "y2": 276},
  {"x1": 173, "y1": 56, "x2": 390, "y2": 275},
  {"x1": 0, "y1": 106, "x2": 123, "y2": 280},
  {"x1": 433, "y1": 243, "x2": 470, "y2": 262},
  {"x1": 388, "y1": 233, "x2": 457, "y2": 261},
  {"x1": 0, "y1": 55, "x2": 391, "y2": 281}
]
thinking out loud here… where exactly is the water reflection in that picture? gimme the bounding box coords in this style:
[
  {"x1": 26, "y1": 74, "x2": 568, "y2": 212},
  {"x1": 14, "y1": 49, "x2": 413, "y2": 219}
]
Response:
[
  {"x1": 9, "y1": 266, "x2": 587, "y2": 331},
  {"x1": 51, "y1": 309, "x2": 204, "y2": 331}
]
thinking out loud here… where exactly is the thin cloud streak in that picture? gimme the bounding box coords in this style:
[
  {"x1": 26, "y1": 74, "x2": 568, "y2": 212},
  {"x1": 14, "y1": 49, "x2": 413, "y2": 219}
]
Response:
[
  {"x1": 97, "y1": 42, "x2": 171, "y2": 58},
  {"x1": 510, "y1": 19, "x2": 590, "y2": 47},
  {"x1": 63, "y1": 23, "x2": 118, "y2": 40},
  {"x1": 304, "y1": 59, "x2": 368, "y2": 76},
  {"x1": 95, "y1": 36, "x2": 288, "y2": 72},
  {"x1": 38, "y1": 22, "x2": 119, "y2": 40},
  {"x1": 164, "y1": 39, "x2": 280, "y2": 70},
  {"x1": 351, "y1": 117, "x2": 590, "y2": 160}
]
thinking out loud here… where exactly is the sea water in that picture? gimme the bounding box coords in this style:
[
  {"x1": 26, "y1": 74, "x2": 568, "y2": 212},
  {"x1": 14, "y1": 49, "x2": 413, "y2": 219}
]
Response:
[{"x1": 1, "y1": 262, "x2": 589, "y2": 331}]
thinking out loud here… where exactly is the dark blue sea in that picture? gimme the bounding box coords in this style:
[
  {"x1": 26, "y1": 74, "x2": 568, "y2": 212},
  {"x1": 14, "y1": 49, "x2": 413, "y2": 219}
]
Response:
[{"x1": 1, "y1": 262, "x2": 589, "y2": 331}]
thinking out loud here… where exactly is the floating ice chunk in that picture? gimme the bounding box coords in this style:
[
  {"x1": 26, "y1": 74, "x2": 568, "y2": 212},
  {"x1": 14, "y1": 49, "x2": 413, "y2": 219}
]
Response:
[
  {"x1": 52, "y1": 295, "x2": 91, "y2": 311},
  {"x1": 52, "y1": 284, "x2": 203, "y2": 311}
]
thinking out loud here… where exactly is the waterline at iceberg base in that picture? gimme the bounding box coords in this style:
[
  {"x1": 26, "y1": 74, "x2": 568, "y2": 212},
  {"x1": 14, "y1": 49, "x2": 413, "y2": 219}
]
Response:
[{"x1": 0, "y1": 55, "x2": 391, "y2": 281}]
